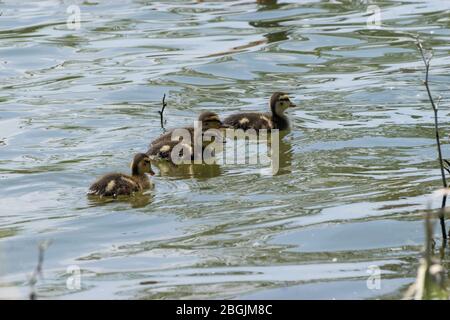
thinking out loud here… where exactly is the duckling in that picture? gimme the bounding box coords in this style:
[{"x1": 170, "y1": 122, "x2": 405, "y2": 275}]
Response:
[
  {"x1": 147, "y1": 111, "x2": 228, "y2": 162},
  {"x1": 88, "y1": 153, "x2": 155, "y2": 197},
  {"x1": 150, "y1": 112, "x2": 227, "y2": 146},
  {"x1": 223, "y1": 92, "x2": 296, "y2": 131}
]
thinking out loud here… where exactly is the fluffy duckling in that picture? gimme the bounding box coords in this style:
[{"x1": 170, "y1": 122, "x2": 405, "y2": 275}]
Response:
[
  {"x1": 223, "y1": 92, "x2": 296, "y2": 131},
  {"x1": 150, "y1": 112, "x2": 227, "y2": 146},
  {"x1": 147, "y1": 111, "x2": 228, "y2": 162},
  {"x1": 88, "y1": 153, "x2": 155, "y2": 197}
]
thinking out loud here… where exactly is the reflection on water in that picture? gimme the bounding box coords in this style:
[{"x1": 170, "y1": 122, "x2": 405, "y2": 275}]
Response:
[
  {"x1": 87, "y1": 193, "x2": 154, "y2": 209},
  {"x1": 150, "y1": 129, "x2": 292, "y2": 178},
  {"x1": 1, "y1": 0, "x2": 450, "y2": 299},
  {"x1": 252, "y1": 0, "x2": 289, "y2": 43},
  {"x1": 275, "y1": 133, "x2": 293, "y2": 176},
  {"x1": 154, "y1": 161, "x2": 223, "y2": 180}
]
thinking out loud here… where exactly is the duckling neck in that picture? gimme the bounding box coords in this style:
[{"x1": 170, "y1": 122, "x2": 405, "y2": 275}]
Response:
[
  {"x1": 271, "y1": 111, "x2": 289, "y2": 130},
  {"x1": 132, "y1": 174, "x2": 151, "y2": 190}
]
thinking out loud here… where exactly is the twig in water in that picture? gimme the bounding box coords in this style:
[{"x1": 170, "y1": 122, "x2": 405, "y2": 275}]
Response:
[
  {"x1": 158, "y1": 94, "x2": 168, "y2": 132},
  {"x1": 417, "y1": 38, "x2": 447, "y2": 240},
  {"x1": 29, "y1": 240, "x2": 51, "y2": 300}
]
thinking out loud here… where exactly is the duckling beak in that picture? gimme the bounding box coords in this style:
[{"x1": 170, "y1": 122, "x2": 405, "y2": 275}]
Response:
[
  {"x1": 149, "y1": 169, "x2": 155, "y2": 176},
  {"x1": 289, "y1": 101, "x2": 297, "y2": 108}
]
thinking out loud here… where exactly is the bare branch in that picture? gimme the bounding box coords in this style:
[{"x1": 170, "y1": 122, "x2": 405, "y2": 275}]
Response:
[
  {"x1": 158, "y1": 94, "x2": 168, "y2": 132},
  {"x1": 417, "y1": 37, "x2": 447, "y2": 240},
  {"x1": 416, "y1": 40, "x2": 437, "y2": 111}
]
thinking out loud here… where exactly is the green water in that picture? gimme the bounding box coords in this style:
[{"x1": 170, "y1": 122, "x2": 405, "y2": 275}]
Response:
[{"x1": 1, "y1": 0, "x2": 450, "y2": 299}]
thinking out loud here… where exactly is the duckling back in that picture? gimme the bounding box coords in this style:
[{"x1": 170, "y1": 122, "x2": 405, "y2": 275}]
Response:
[
  {"x1": 88, "y1": 173, "x2": 142, "y2": 197},
  {"x1": 147, "y1": 140, "x2": 194, "y2": 163},
  {"x1": 149, "y1": 127, "x2": 195, "y2": 148},
  {"x1": 223, "y1": 112, "x2": 274, "y2": 130}
]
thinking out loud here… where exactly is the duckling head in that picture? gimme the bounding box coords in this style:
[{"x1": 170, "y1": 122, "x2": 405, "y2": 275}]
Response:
[
  {"x1": 131, "y1": 153, "x2": 155, "y2": 176},
  {"x1": 270, "y1": 92, "x2": 296, "y2": 116},
  {"x1": 198, "y1": 111, "x2": 230, "y2": 130}
]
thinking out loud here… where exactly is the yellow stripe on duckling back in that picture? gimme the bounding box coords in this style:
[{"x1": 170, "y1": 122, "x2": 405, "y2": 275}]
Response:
[
  {"x1": 159, "y1": 145, "x2": 171, "y2": 153},
  {"x1": 121, "y1": 176, "x2": 136, "y2": 187},
  {"x1": 259, "y1": 115, "x2": 273, "y2": 128},
  {"x1": 239, "y1": 117, "x2": 249, "y2": 125},
  {"x1": 105, "y1": 180, "x2": 116, "y2": 192}
]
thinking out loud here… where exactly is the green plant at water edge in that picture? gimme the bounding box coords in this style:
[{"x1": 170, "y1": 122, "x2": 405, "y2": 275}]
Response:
[{"x1": 404, "y1": 206, "x2": 449, "y2": 299}]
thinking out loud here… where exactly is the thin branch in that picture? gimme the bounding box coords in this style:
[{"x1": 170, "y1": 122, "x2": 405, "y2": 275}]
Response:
[
  {"x1": 417, "y1": 38, "x2": 447, "y2": 240},
  {"x1": 158, "y1": 94, "x2": 167, "y2": 132},
  {"x1": 29, "y1": 240, "x2": 51, "y2": 300}
]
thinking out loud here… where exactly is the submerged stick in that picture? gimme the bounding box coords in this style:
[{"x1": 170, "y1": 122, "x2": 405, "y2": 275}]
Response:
[
  {"x1": 417, "y1": 39, "x2": 447, "y2": 240},
  {"x1": 29, "y1": 240, "x2": 51, "y2": 300},
  {"x1": 158, "y1": 94, "x2": 168, "y2": 132}
]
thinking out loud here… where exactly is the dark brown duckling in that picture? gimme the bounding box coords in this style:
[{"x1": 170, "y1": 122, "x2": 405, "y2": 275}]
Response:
[
  {"x1": 150, "y1": 111, "x2": 227, "y2": 147},
  {"x1": 147, "y1": 111, "x2": 228, "y2": 162},
  {"x1": 223, "y1": 92, "x2": 296, "y2": 131},
  {"x1": 88, "y1": 153, "x2": 155, "y2": 197}
]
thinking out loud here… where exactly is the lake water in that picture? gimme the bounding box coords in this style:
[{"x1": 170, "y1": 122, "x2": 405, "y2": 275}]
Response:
[{"x1": 1, "y1": 0, "x2": 450, "y2": 299}]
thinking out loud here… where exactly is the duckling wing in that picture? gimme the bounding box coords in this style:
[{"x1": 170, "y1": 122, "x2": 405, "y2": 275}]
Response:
[
  {"x1": 147, "y1": 141, "x2": 176, "y2": 160},
  {"x1": 147, "y1": 140, "x2": 194, "y2": 163},
  {"x1": 88, "y1": 173, "x2": 140, "y2": 197},
  {"x1": 150, "y1": 129, "x2": 175, "y2": 147},
  {"x1": 88, "y1": 173, "x2": 121, "y2": 196},
  {"x1": 223, "y1": 113, "x2": 273, "y2": 130}
]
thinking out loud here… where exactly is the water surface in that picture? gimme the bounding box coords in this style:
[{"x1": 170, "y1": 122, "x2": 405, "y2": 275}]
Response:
[{"x1": 1, "y1": 0, "x2": 450, "y2": 299}]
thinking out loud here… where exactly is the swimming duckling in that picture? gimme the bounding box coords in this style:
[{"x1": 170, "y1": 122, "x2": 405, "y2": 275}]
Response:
[
  {"x1": 150, "y1": 112, "x2": 227, "y2": 146},
  {"x1": 147, "y1": 111, "x2": 228, "y2": 162},
  {"x1": 88, "y1": 153, "x2": 155, "y2": 197},
  {"x1": 223, "y1": 92, "x2": 296, "y2": 131}
]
